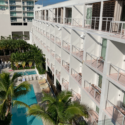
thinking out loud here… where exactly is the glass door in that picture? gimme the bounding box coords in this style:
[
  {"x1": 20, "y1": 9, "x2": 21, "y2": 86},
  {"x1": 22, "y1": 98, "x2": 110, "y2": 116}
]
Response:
[
  {"x1": 101, "y1": 39, "x2": 107, "y2": 60},
  {"x1": 86, "y1": 7, "x2": 92, "y2": 25}
]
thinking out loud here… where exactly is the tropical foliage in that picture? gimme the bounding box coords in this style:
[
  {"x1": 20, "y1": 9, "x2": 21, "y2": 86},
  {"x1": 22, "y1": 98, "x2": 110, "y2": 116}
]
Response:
[
  {"x1": 27, "y1": 91, "x2": 88, "y2": 125},
  {"x1": 0, "y1": 72, "x2": 31, "y2": 122}
]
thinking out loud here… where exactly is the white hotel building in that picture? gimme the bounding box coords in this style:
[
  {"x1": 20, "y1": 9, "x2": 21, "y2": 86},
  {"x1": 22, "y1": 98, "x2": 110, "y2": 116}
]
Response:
[{"x1": 31, "y1": 0, "x2": 125, "y2": 124}]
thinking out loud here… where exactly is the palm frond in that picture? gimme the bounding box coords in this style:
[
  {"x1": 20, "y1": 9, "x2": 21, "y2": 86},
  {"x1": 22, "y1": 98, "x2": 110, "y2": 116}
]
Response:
[
  {"x1": 11, "y1": 73, "x2": 22, "y2": 83},
  {"x1": 0, "y1": 81, "x2": 7, "y2": 92},
  {"x1": 14, "y1": 82, "x2": 31, "y2": 98},
  {"x1": 13, "y1": 100, "x2": 30, "y2": 109},
  {"x1": 42, "y1": 92, "x2": 56, "y2": 104},
  {"x1": 0, "y1": 100, "x2": 7, "y2": 120},
  {"x1": 6, "y1": 83, "x2": 14, "y2": 98},
  {"x1": 27, "y1": 104, "x2": 55, "y2": 124}
]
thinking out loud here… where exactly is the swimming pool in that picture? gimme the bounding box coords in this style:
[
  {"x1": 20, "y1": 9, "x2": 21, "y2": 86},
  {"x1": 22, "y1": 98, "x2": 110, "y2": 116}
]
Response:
[
  {"x1": 11, "y1": 85, "x2": 43, "y2": 125},
  {"x1": 17, "y1": 70, "x2": 37, "y2": 76}
]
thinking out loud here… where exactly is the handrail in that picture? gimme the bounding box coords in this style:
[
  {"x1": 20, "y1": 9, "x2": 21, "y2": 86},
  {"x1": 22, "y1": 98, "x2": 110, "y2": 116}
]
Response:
[
  {"x1": 63, "y1": 40, "x2": 70, "y2": 46},
  {"x1": 71, "y1": 89, "x2": 81, "y2": 101},
  {"x1": 72, "y1": 45, "x2": 82, "y2": 51},
  {"x1": 62, "y1": 78, "x2": 69, "y2": 89},
  {"x1": 110, "y1": 63, "x2": 125, "y2": 72},
  {"x1": 62, "y1": 60, "x2": 69, "y2": 72},
  {"x1": 106, "y1": 100, "x2": 125, "y2": 117}
]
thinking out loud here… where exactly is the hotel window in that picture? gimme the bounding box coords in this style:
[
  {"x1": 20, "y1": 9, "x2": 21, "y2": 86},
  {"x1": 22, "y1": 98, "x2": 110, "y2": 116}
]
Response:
[
  {"x1": 27, "y1": 1, "x2": 33, "y2": 6},
  {"x1": 27, "y1": 12, "x2": 33, "y2": 17},
  {"x1": 27, "y1": 7, "x2": 33, "y2": 11},
  {"x1": 0, "y1": 6, "x2": 8, "y2": 10},
  {"x1": 10, "y1": 12, "x2": 16, "y2": 16},
  {"x1": 0, "y1": 0, "x2": 6, "y2": 5},
  {"x1": 27, "y1": 18, "x2": 33, "y2": 22},
  {"x1": 11, "y1": 17, "x2": 17, "y2": 22},
  {"x1": 9, "y1": 0, "x2": 15, "y2": 5},
  {"x1": 10, "y1": 6, "x2": 16, "y2": 10}
]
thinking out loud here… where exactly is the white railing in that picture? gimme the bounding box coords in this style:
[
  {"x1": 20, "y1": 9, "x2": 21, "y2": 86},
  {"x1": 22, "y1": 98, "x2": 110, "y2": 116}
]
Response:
[
  {"x1": 56, "y1": 37, "x2": 61, "y2": 46},
  {"x1": 55, "y1": 54, "x2": 61, "y2": 63},
  {"x1": 62, "y1": 78, "x2": 69, "y2": 90},
  {"x1": 56, "y1": 70, "x2": 60, "y2": 81},
  {"x1": 62, "y1": 60, "x2": 69, "y2": 72},
  {"x1": 50, "y1": 50, "x2": 55, "y2": 57},
  {"x1": 84, "y1": 80, "x2": 101, "y2": 104},
  {"x1": 50, "y1": 34, "x2": 54, "y2": 42},
  {"x1": 106, "y1": 100, "x2": 125, "y2": 125},
  {"x1": 72, "y1": 45, "x2": 83, "y2": 61},
  {"x1": 86, "y1": 52, "x2": 105, "y2": 72},
  {"x1": 71, "y1": 68, "x2": 82, "y2": 85},
  {"x1": 47, "y1": 59, "x2": 50, "y2": 66},
  {"x1": 109, "y1": 63, "x2": 125, "y2": 84},
  {"x1": 62, "y1": 40, "x2": 70, "y2": 52},
  {"x1": 51, "y1": 63, "x2": 54, "y2": 72},
  {"x1": 71, "y1": 89, "x2": 81, "y2": 102},
  {"x1": 110, "y1": 21, "x2": 125, "y2": 39}
]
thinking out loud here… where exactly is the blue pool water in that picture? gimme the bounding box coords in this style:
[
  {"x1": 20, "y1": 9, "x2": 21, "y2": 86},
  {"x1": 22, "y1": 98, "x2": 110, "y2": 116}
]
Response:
[
  {"x1": 11, "y1": 85, "x2": 43, "y2": 125},
  {"x1": 17, "y1": 70, "x2": 37, "y2": 76}
]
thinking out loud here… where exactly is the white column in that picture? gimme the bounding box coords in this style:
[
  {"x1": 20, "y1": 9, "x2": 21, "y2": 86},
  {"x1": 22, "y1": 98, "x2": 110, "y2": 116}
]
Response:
[
  {"x1": 82, "y1": 4, "x2": 85, "y2": 28},
  {"x1": 99, "y1": 1, "x2": 104, "y2": 31},
  {"x1": 63, "y1": 7, "x2": 65, "y2": 24}
]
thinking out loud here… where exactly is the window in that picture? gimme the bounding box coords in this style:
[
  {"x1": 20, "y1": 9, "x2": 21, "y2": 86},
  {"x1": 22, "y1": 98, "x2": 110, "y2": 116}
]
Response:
[
  {"x1": 0, "y1": 0, "x2": 6, "y2": 5},
  {"x1": 27, "y1": 1, "x2": 33, "y2": 6},
  {"x1": 9, "y1": 0, "x2": 15, "y2": 5},
  {"x1": 10, "y1": 12, "x2": 16, "y2": 16},
  {"x1": 96, "y1": 106, "x2": 99, "y2": 114},
  {"x1": 86, "y1": 7, "x2": 92, "y2": 25},
  {"x1": 23, "y1": 7, "x2": 25, "y2": 11},
  {"x1": 11, "y1": 17, "x2": 17, "y2": 22},
  {"x1": 27, "y1": 7, "x2": 33, "y2": 11},
  {"x1": 27, "y1": 12, "x2": 33, "y2": 17},
  {"x1": 22, "y1": 1, "x2": 24, "y2": 5},
  {"x1": 0, "y1": 6, "x2": 8, "y2": 10},
  {"x1": 10, "y1": 6, "x2": 16, "y2": 10},
  {"x1": 101, "y1": 39, "x2": 107, "y2": 60},
  {"x1": 98, "y1": 75, "x2": 102, "y2": 88},
  {"x1": 27, "y1": 18, "x2": 33, "y2": 22}
]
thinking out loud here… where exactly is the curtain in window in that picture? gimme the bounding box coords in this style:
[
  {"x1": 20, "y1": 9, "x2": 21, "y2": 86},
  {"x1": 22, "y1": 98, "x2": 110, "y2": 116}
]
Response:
[
  {"x1": 0, "y1": 6, "x2": 7, "y2": 10},
  {"x1": 10, "y1": 12, "x2": 16, "y2": 16},
  {"x1": 27, "y1": 12, "x2": 33, "y2": 17},
  {"x1": 101, "y1": 39, "x2": 107, "y2": 60},
  {"x1": 86, "y1": 7, "x2": 92, "y2": 25},
  {"x1": 0, "y1": 0, "x2": 5, "y2": 5},
  {"x1": 27, "y1": 1, "x2": 33, "y2": 5},
  {"x1": 10, "y1": 6, "x2": 16, "y2": 10},
  {"x1": 9, "y1": 0, "x2": 15, "y2": 5}
]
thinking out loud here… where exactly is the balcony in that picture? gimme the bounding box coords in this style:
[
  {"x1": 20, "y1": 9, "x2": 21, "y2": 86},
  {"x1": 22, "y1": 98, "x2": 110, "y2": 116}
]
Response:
[
  {"x1": 84, "y1": 80, "x2": 101, "y2": 104},
  {"x1": 51, "y1": 63, "x2": 54, "y2": 72},
  {"x1": 85, "y1": 52, "x2": 104, "y2": 73},
  {"x1": 71, "y1": 69, "x2": 82, "y2": 85},
  {"x1": 62, "y1": 60, "x2": 69, "y2": 72},
  {"x1": 72, "y1": 45, "x2": 83, "y2": 62},
  {"x1": 71, "y1": 89, "x2": 81, "y2": 102},
  {"x1": 106, "y1": 100, "x2": 125, "y2": 125},
  {"x1": 62, "y1": 40, "x2": 70, "y2": 53},
  {"x1": 108, "y1": 64, "x2": 125, "y2": 87},
  {"x1": 62, "y1": 78, "x2": 69, "y2": 90},
  {"x1": 50, "y1": 34, "x2": 54, "y2": 42},
  {"x1": 55, "y1": 54, "x2": 61, "y2": 64},
  {"x1": 46, "y1": 32, "x2": 50, "y2": 39},
  {"x1": 56, "y1": 37, "x2": 61, "y2": 47},
  {"x1": 50, "y1": 50, "x2": 55, "y2": 57},
  {"x1": 56, "y1": 70, "x2": 60, "y2": 81},
  {"x1": 47, "y1": 59, "x2": 50, "y2": 66},
  {"x1": 46, "y1": 46, "x2": 50, "y2": 52},
  {"x1": 86, "y1": 110, "x2": 98, "y2": 125},
  {"x1": 43, "y1": 31, "x2": 46, "y2": 37}
]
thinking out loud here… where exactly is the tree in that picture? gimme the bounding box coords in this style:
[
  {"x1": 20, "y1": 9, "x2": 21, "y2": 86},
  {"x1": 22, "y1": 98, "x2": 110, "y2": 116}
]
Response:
[
  {"x1": 0, "y1": 72, "x2": 31, "y2": 121},
  {"x1": 14, "y1": 62, "x2": 19, "y2": 69},
  {"x1": 29, "y1": 61, "x2": 32, "y2": 68},
  {"x1": 22, "y1": 61, "x2": 26, "y2": 69},
  {"x1": 27, "y1": 91, "x2": 88, "y2": 125}
]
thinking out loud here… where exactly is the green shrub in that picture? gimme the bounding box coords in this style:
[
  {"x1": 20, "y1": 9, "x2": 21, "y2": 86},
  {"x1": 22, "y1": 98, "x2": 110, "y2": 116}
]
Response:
[{"x1": 36, "y1": 64, "x2": 46, "y2": 74}]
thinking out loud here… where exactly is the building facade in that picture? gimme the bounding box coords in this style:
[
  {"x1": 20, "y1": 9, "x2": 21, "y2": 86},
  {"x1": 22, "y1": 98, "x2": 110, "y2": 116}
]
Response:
[
  {"x1": 31, "y1": 0, "x2": 125, "y2": 124},
  {"x1": 0, "y1": 0, "x2": 37, "y2": 40}
]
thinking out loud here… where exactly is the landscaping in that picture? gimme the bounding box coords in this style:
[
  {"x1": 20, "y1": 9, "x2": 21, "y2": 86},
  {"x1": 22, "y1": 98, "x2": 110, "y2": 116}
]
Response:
[{"x1": 0, "y1": 39, "x2": 46, "y2": 74}]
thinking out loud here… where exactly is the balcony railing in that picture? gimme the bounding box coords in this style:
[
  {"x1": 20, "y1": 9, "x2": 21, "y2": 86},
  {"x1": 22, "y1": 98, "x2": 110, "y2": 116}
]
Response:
[
  {"x1": 62, "y1": 78, "x2": 69, "y2": 90},
  {"x1": 51, "y1": 63, "x2": 54, "y2": 72},
  {"x1": 71, "y1": 69, "x2": 82, "y2": 85},
  {"x1": 56, "y1": 37, "x2": 61, "y2": 47},
  {"x1": 106, "y1": 100, "x2": 125, "y2": 125},
  {"x1": 72, "y1": 45, "x2": 83, "y2": 61},
  {"x1": 71, "y1": 89, "x2": 81, "y2": 102},
  {"x1": 86, "y1": 52, "x2": 104, "y2": 73},
  {"x1": 62, "y1": 60, "x2": 69, "y2": 72},
  {"x1": 56, "y1": 70, "x2": 60, "y2": 81},
  {"x1": 62, "y1": 40, "x2": 70, "y2": 52},
  {"x1": 50, "y1": 50, "x2": 55, "y2": 57},
  {"x1": 109, "y1": 64, "x2": 125, "y2": 86},
  {"x1": 87, "y1": 110, "x2": 98, "y2": 125},
  {"x1": 47, "y1": 59, "x2": 50, "y2": 66},
  {"x1": 84, "y1": 80, "x2": 101, "y2": 104},
  {"x1": 55, "y1": 54, "x2": 61, "y2": 64},
  {"x1": 65, "y1": 17, "x2": 72, "y2": 25},
  {"x1": 46, "y1": 32, "x2": 50, "y2": 39},
  {"x1": 50, "y1": 34, "x2": 54, "y2": 42},
  {"x1": 72, "y1": 18, "x2": 83, "y2": 27},
  {"x1": 110, "y1": 21, "x2": 125, "y2": 39}
]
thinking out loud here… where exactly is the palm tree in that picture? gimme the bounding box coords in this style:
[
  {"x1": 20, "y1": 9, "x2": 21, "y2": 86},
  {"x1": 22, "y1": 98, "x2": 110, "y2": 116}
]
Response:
[
  {"x1": 22, "y1": 61, "x2": 26, "y2": 69},
  {"x1": 0, "y1": 72, "x2": 31, "y2": 120},
  {"x1": 14, "y1": 62, "x2": 19, "y2": 69},
  {"x1": 27, "y1": 91, "x2": 88, "y2": 125},
  {"x1": 29, "y1": 61, "x2": 32, "y2": 68}
]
